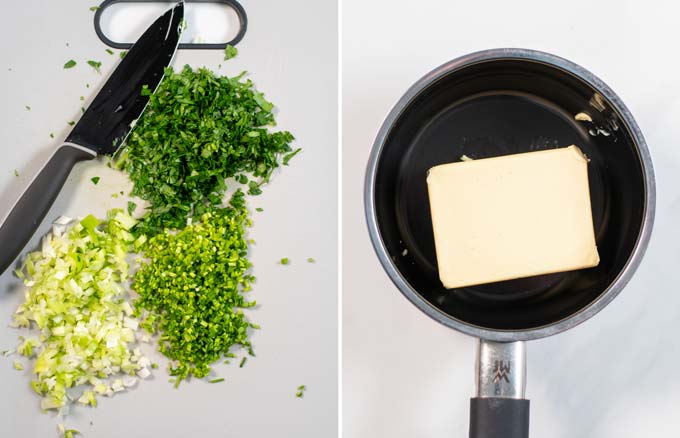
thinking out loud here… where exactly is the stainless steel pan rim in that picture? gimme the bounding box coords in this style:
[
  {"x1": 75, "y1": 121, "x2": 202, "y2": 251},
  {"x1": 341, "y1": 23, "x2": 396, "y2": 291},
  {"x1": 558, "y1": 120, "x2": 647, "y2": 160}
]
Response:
[{"x1": 364, "y1": 47, "x2": 656, "y2": 342}]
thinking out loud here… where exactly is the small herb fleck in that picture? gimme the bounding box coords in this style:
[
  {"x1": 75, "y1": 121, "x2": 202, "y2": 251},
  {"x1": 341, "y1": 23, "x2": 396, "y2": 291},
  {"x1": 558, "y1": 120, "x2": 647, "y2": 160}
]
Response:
[
  {"x1": 224, "y1": 44, "x2": 238, "y2": 60},
  {"x1": 296, "y1": 385, "x2": 306, "y2": 398},
  {"x1": 87, "y1": 60, "x2": 102, "y2": 73},
  {"x1": 283, "y1": 148, "x2": 302, "y2": 165},
  {"x1": 119, "y1": 51, "x2": 127, "y2": 59},
  {"x1": 63, "y1": 60, "x2": 77, "y2": 69},
  {"x1": 14, "y1": 169, "x2": 19, "y2": 177},
  {"x1": 13, "y1": 361, "x2": 23, "y2": 371},
  {"x1": 67, "y1": 121, "x2": 75, "y2": 126},
  {"x1": 280, "y1": 258, "x2": 289, "y2": 265},
  {"x1": 239, "y1": 357, "x2": 247, "y2": 368},
  {"x1": 50, "y1": 133, "x2": 54, "y2": 138},
  {"x1": 151, "y1": 363, "x2": 159, "y2": 369},
  {"x1": 127, "y1": 201, "x2": 137, "y2": 215},
  {"x1": 25, "y1": 105, "x2": 31, "y2": 111},
  {"x1": 89, "y1": 6, "x2": 100, "y2": 11},
  {"x1": 90, "y1": 176, "x2": 100, "y2": 185},
  {"x1": 307, "y1": 257, "x2": 315, "y2": 263},
  {"x1": 209, "y1": 378, "x2": 225, "y2": 383},
  {"x1": 64, "y1": 429, "x2": 81, "y2": 438},
  {"x1": 105, "y1": 49, "x2": 114, "y2": 55},
  {"x1": 80, "y1": 96, "x2": 85, "y2": 101},
  {"x1": 255, "y1": 207, "x2": 263, "y2": 212}
]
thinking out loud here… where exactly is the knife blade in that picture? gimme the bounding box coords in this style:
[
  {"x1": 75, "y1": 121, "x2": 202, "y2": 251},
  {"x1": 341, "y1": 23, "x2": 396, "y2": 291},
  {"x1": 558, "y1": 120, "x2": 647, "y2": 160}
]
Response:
[
  {"x1": 67, "y1": 2, "x2": 184, "y2": 154},
  {"x1": 0, "y1": 2, "x2": 184, "y2": 275}
]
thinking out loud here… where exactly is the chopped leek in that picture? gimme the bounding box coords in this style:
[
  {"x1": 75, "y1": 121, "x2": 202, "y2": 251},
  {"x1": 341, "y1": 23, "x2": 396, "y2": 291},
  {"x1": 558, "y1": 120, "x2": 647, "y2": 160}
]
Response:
[{"x1": 12, "y1": 211, "x2": 151, "y2": 410}]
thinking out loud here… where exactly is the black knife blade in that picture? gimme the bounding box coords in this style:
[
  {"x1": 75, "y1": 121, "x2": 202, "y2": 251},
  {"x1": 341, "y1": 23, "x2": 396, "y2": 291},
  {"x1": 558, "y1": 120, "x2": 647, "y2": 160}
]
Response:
[
  {"x1": 0, "y1": 2, "x2": 184, "y2": 275},
  {"x1": 67, "y1": 2, "x2": 184, "y2": 154}
]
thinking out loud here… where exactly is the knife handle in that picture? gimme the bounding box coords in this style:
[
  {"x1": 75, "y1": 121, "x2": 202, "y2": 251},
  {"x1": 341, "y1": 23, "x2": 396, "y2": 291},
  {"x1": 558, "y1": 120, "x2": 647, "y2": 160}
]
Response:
[{"x1": 0, "y1": 143, "x2": 96, "y2": 275}]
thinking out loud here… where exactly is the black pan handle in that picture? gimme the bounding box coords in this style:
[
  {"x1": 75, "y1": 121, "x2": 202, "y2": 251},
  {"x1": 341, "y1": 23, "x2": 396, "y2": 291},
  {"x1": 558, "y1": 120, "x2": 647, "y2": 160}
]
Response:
[
  {"x1": 470, "y1": 397, "x2": 530, "y2": 438},
  {"x1": 0, "y1": 143, "x2": 96, "y2": 274},
  {"x1": 470, "y1": 340, "x2": 529, "y2": 438}
]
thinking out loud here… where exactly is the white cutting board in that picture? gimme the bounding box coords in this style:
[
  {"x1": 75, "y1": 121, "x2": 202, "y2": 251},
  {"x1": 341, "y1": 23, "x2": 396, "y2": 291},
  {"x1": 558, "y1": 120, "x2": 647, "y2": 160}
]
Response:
[{"x1": 0, "y1": 1, "x2": 338, "y2": 437}]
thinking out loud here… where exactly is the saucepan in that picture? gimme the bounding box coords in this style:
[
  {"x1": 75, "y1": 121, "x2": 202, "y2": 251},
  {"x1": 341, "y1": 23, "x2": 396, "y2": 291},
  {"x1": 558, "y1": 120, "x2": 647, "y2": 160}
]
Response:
[{"x1": 364, "y1": 48, "x2": 655, "y2": 437}]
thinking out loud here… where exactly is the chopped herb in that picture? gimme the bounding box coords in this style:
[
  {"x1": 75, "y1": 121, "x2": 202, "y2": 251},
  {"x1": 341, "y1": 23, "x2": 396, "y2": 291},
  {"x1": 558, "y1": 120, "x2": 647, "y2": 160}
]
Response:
[
  {"x1": 50, "y1": 133, "x2": 54, "y2": 139},
  {"x1": 80, "y1": 96, "x2": 85, "y2": 101},
  {"x1": 248, "y1": 180, "x2": 262, "y2": 196},
  {"x1": 64, "y1": 429, "x2": 81, "y2": 438},
  {"x1": 307, "y1": 257, "x2": 315, "y2": 263},
  {"x1": 224, "y1": 44, "x2": 238, "y2": 60},
  {"x1": 296, "y1": 385, "x2": 306, "y2": 398},
  {"x1": 209, "y1": 378, "x2": 225, "y2": 383},
  {"x1": 239, "y1": 357, "x2": 247, "y2": 368},
  {"x1": 127, "y1": 201, "x2": 137, "y2": 215},
  {"x1": 116, "y1": 65, "x2": 295, "y2": 235},
  {"x1": 120, "y1": 51, "x2": 127, "y2": 59},
  {"x1": 14, "y1": 169, "x2": 19, "y2": 177},
  {"x1": 151, "y1": 363, "x2": 159, "y2": 369},
  {"x1": 87, "y1": 60, "x2": 102, "y2": 73},
  {"x1": 67, "y1": 121, "x2": 75, "y2": 126},
  {"x1": 25, "y1": 105, "x2": 31, "y2": 111},
  {"x1": 90, "y1": 176, "x2": 100, "y2": 185},
  {"x1": 13, "y1": 361, "x2": 23, "y2": 371},
  {"x1": 111, "y1": 193, "x2": 119, "y2": 199},
  {"x1": 63, "y1": 60, "x2": 77, "y2": 69},
  {"x1": 89, "y1": 6, "x2": 100, "y2": 11},
  {"x1": 280, "y1": 258, "x2": 289, "y2": 265},
  {"x1": 134, "y1": 202, "x2": 257, "y2": 384},
  {"x1": 283, "y1": 148, "x2": 302, "y2": 165},
  {"x1": 140, "y1": 84, "x2": 151, "y2": 96},
  {"x1": 255, "y1": 207, "x2": 263, "y2": 212},
  {"x1": 81, "y1": 107, "x2": 85, "y2": 113},
  {"x1": 106, "y1": 48, "x2": 114, "y2": 55},
  {"x1": 86, "y1": 83, "x2": 90, "y2": 88}
]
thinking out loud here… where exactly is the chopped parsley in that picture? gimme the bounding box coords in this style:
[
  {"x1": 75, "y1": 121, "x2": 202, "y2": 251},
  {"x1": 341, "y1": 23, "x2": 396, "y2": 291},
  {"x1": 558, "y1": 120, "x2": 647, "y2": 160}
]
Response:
[
  {"x1": 87, "y1": 60, "x2": 102, "y2": 73},
  {"x1": 106, "y1": 48, "x2": 114, "y2": 55},
  {"x1": 120, "y1": 51, "x2": 127, "y2": 59},
  {"x1": 89, "y1": 6, "x2": 100, "y2": 11},
  {"x1": 307, "y1": 257, "x2": 315, "y2": 263},
  {"x1": 127, "y1": 201, "x2": 137, "y2": 215},
  {"x1": 63, "y1": 60, "x2": 77, "y2": 69},
  {"x1": 239, "y1": 357, "x2": 247, "y2": 368},
  {"x1": 224, "y1": 44, "x2": 238, "y2": 60},
  {"x1": 283, "y1": 148, "x2": 302, "y2": 165},
  {"x1": 280, "y1": 258, "x2": 290, "y2": 265},
  {"x1": 296, "y1": 385, "x2": 306, "y2": 398},
  {"x1": 115, "y1": 65, "x2": 296, "y2": 235},
  {"x1": 209, "y1": 378, "x2": 225, "y2": 384},
  {"x1": 14, "y1": 169, "x2": 19, "y2": 177},
  {"x1": 90, "y1": 176, "x2": 100, "y2": 185}
]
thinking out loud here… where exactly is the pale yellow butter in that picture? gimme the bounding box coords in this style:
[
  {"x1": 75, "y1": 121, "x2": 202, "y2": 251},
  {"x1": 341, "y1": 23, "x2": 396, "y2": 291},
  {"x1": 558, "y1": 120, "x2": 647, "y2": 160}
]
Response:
[{"x1": 426, "y1": 146, "x2": 600, "y2": 289}]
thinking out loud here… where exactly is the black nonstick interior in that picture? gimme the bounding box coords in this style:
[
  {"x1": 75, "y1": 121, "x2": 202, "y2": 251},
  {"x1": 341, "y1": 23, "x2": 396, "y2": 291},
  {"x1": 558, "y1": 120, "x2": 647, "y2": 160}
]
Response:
[{"x1": 373, "y1": 59, "x2": 647, "y2": 330}]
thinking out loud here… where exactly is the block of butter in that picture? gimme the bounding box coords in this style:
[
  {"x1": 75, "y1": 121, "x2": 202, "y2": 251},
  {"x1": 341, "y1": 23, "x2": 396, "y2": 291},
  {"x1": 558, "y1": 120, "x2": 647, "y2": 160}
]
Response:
[{"x1": 426, "y1": 145, "x2": 599, "y2": 289}]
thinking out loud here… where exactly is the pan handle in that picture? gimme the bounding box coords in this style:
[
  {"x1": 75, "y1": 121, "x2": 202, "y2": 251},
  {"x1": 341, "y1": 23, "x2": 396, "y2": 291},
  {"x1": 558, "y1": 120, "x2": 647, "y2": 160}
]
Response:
[{"x1": 469, "y1": 340, "x2": 529, "y2": 438}]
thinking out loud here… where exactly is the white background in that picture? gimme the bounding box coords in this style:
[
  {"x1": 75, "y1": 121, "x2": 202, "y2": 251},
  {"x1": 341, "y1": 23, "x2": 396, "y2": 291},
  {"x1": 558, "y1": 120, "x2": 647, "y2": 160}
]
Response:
[
  {"x1": 343, "y1": 1, "x2": 680, "y2": 437},
  {"x1": 0, "y1": 1, "x2": 338, "y2": 437}
]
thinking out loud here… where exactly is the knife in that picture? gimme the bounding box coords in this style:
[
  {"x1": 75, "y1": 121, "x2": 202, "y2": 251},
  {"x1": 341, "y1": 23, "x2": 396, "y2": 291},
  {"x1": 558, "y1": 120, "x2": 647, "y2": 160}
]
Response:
[{"x1": 0, "y1": 2, "x2": 184, "y2": 275}]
